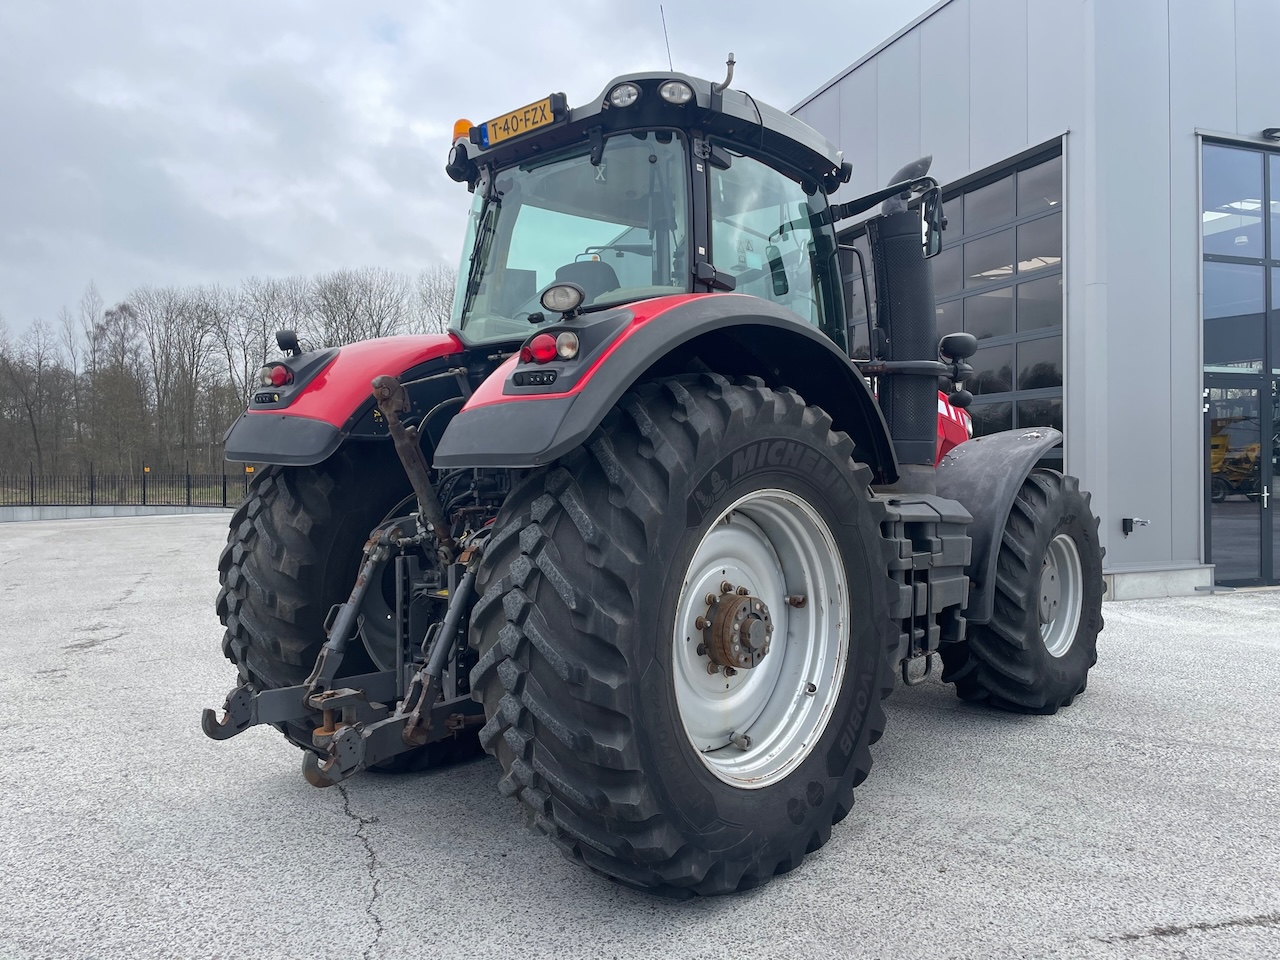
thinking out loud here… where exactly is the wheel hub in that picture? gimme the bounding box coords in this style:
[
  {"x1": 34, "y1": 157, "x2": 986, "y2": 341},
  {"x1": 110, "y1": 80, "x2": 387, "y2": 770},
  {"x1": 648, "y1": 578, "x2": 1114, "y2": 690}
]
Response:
[
  {"x1": 1039, "y1": 532, "x2": 1084, "y2": 658},
  {"x1": 672, "y1": 489, "x2": 848, "y2": 790},
  {"x1": 1039, "y1": 557, "x2": 1062, "y2": 624},
  {"x1": 705, "y1": 587, "x2": 773, "y2": 670}
]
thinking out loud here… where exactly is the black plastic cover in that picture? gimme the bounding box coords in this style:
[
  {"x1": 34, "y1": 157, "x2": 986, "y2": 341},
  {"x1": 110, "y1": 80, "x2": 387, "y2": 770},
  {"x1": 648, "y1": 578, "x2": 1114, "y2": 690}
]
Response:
[{"x1": 224, "y1": 413, "x2": 342, "y2": 466}]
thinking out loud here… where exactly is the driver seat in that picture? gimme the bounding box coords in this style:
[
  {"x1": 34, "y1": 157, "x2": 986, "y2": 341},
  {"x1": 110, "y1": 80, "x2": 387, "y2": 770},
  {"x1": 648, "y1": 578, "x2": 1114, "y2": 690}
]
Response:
[{"x1": 555, "y1": 260, "x2": 620, "y2": 305}]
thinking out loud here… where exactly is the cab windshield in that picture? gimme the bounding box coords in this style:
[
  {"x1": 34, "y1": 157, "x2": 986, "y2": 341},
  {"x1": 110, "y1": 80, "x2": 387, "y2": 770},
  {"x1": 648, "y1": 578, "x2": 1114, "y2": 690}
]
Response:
[{"x1": 451, "y1": 131, "x2": 689, "y2": 344}]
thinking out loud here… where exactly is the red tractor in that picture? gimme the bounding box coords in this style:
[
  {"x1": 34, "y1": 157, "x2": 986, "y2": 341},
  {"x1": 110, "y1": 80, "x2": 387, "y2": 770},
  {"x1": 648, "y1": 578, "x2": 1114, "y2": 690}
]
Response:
[{"x1": 204, "y1": 64, "x2": 1103, "y2": 897}]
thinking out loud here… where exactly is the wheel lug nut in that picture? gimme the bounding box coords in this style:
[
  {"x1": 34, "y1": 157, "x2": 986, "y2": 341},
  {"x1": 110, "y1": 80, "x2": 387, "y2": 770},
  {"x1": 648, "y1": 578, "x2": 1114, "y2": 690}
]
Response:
[
  {"x1": 786, "y1": 594, "x2": 807, "y2": 608},
  {"x1": 724, "y1": 666, "x2": 737, "y2": 678},
  {"x1": 696, "y1": 643, "x2": 707, "y2": 656},
  {"x1": 705, "y1": 593, "x2": 717, "y2": 607},
  {"x1": 720, "y1": 580, "x2": 734, "y2": 594},
  {"x1": 695, "y1": 616, "x2": 708, "y2": 630},
  {"x1": 707, "y1": 662, "x2": 721, "y2": 675},
  {"x1": 736, "y1": 586, "x2": 749, "y2": 596}
]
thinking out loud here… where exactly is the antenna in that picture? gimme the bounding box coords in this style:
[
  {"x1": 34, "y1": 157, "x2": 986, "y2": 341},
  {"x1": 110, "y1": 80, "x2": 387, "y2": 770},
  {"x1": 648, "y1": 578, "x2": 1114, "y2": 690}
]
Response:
[{"x1": 660, "y1": 5, "x2": 673, "y2": 71}]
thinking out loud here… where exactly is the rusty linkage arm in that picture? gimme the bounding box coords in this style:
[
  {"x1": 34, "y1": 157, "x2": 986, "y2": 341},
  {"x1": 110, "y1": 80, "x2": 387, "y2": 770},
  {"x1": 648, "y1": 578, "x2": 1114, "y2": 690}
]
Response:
[
  {"x1": 372, "y1": 374, "x2": 457, "y2": 565},
  {"x1": 302, "y1": 537, "x2": 488, "y2": 787},
  {"x1": 399, "y1": 559, "x2": 480, "y2": 747},
  {"x1": 302, "y1": 520, "x2": 411, "y2": 697}
]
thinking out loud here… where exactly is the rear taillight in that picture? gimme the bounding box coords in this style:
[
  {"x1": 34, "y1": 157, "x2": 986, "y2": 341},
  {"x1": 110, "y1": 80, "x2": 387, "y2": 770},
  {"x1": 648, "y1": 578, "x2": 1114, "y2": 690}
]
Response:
[
  {"x1": 521, "y1": 334, "x2": 558, "y2": 364},
  {"x1": 259, "y1": 364, "x2": 293, "y2": 387},
  {"x1": 520, "y1": 331, "x2": 579, "y2": 365}
]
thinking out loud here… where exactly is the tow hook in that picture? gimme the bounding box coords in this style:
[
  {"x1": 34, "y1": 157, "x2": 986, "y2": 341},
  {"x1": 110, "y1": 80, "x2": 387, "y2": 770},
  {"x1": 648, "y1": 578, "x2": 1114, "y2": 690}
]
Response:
[
  {"x1": 200, "y1": 685, "x2": 254, "y2": 741},
  {"x1": 301, "y1": 687, "x2": 386, "y2": 787}
]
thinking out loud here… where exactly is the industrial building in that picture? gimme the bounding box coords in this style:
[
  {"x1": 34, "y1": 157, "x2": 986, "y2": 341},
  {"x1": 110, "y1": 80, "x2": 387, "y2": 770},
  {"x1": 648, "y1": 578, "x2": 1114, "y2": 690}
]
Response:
[{"x1": 792, "y1": 0, "x2": 1279, "y2": 593}]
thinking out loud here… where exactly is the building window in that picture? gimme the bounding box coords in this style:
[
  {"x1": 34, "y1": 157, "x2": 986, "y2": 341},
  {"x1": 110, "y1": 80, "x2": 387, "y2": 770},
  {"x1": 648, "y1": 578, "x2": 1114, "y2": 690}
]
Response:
[
  {"x1": 1201, "y1": 141, "x2": 1278, "y2": 375},
  {"x1": 841, "y1": 148, "x2": 1065, "y2": 440}
]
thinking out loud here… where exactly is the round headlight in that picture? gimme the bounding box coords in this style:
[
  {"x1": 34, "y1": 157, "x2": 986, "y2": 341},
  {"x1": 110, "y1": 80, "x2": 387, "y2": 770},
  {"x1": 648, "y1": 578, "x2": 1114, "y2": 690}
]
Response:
[
  {"x1": 555, "y1": 331, "x2": 580, "y2": 360},
  {"x1": 608, "y1": 82, "x2": 641, "y2": 108},
  {"x1": 540, "y1": 282, "x2": 585, "y2": 314},
  {"x1": 659, "y1": 80, "x2": 694, "y2": 105}
]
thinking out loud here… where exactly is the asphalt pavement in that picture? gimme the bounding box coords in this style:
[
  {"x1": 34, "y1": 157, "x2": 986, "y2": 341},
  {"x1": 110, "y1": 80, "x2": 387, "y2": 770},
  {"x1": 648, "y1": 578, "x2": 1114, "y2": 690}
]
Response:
[{"x1": 1, "y1": 515, "x2": 1278, "y2": 960}]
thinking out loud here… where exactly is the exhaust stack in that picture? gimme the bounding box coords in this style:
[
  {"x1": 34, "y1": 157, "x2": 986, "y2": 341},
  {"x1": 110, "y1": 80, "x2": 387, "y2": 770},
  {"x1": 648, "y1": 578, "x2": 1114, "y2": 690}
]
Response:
[{"x1": 868, "y1": 158, "x2": 940, "y2": 492}]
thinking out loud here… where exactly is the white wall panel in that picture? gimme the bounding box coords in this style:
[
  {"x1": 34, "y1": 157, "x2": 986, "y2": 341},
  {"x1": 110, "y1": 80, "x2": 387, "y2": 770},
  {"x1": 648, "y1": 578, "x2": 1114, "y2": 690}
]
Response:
[
  {"x1": 968, "y1": 0, "x2": 1028, "y2": 170},
  {"x1": 875, "y1": 30, "x2": 922, "y2": 188},
  {"x1": 919, "y1": 0, "x2": 971, "y2": 186},
  {"x1": 1170, "y1": 0, "x2": 1237, "y2": 133},
  {"x1": 836, "y1": 62, "x2": 880, "y2": 200},
  {"x1": 1094, "y1": 0, "x2": 1173, "y2": 566},
  {"x1": 802, "y1": 89, "x2": 841, "y2": 154},
  {"x1": 1234, "y1": 0, "x2": 1278, "y2": 136},
  {"x1": 1026, "y1": 0, "x2": 1085, "y2": 145}
]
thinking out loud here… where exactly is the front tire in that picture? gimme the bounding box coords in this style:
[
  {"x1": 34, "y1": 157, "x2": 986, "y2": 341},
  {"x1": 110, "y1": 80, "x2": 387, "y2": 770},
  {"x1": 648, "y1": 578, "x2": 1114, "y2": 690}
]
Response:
[
  {"x1": 940, "y1": 469, "x2": 1104, "y2": 714},
  {"x1": 469, "y1": 375, "x2": 896, "y2": 896}
]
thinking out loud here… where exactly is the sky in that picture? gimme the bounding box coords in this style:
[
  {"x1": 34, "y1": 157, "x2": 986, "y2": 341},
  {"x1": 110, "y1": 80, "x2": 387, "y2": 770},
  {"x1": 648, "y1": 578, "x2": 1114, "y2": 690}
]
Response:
[{"x1": 0, "y1": 0, "x2": 936, "y2": 332}]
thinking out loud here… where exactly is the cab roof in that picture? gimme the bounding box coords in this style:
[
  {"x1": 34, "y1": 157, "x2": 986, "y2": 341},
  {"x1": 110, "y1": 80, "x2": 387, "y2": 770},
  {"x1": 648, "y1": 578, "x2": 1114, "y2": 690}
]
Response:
[{"x1": 464, "y1": 71, "x2": 848, "y2": 189}]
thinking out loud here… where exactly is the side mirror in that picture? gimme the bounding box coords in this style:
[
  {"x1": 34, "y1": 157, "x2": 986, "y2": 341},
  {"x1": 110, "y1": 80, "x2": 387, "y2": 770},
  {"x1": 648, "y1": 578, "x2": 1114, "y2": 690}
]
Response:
[
  {"x1": 939, "y1": 332, "x2": 978, "y2": 360},
  {"x1": 922, "y1": 186, "x2": 944, "y2": 259}
]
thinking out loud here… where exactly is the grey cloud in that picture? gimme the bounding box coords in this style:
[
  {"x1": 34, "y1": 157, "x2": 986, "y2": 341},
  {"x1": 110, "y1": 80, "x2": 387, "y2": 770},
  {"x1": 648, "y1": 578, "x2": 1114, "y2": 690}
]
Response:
[{"x1": 0, "y1": 0, "x2": 933, "y2": 329}]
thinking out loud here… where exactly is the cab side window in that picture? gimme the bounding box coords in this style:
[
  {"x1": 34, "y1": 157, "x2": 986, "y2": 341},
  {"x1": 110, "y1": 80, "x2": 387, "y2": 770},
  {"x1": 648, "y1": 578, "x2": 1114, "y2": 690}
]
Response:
[{"x1": 709, "y1": 152, "x2": 830, "y2": 329}]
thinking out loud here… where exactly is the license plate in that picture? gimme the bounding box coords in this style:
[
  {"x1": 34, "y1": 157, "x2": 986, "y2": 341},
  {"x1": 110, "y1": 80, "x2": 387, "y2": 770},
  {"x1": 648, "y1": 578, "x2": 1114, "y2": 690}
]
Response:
[{"x1": 479, "y1": 96, "x2": 557, "y2": 148}]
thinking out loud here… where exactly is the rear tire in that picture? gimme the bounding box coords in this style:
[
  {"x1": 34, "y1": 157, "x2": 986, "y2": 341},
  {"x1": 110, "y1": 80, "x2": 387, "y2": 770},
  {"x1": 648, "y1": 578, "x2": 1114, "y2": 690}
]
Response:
[
  {"x1": 940, "y1": 469, "x2": 1103, "y2": 714},
  {"x1": 469, "y1": 375, "x2": 896, "y2": 896},
  {"x1": 216, "y1": 446, "x2": 479, "y2": 768}
]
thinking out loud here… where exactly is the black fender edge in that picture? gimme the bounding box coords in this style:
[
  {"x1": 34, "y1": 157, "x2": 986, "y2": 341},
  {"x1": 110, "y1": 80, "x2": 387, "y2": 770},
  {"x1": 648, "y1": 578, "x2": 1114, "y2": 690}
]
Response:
[
  {"x1": 934, "y1": 427, "x2": 1063, "y2": 625},
  {"x1": 224, "y1": 412, "x2": 344, "y2": 466}
]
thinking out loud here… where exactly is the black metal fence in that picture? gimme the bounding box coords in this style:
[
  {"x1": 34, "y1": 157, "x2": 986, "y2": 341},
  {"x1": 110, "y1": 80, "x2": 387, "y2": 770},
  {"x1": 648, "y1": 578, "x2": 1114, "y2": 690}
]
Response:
[{"x1": 0, "y1": 466, "x2": 253, "y2": 508}]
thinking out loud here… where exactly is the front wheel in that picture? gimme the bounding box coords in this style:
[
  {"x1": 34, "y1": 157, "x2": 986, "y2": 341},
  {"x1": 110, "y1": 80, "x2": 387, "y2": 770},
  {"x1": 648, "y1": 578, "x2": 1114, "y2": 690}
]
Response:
[
  {"x1": 940, "y1": 469, "x2": 1104, "y2": 713},
  {"x1": 469, "y1": 375, "x2": 896, "y2": 896}
]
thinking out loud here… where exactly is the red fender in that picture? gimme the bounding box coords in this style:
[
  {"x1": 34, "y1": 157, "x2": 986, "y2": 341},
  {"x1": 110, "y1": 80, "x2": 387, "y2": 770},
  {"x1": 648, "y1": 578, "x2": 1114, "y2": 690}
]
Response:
[
  {"x1": 936, "y1": 392, "x2": 972, "y2": 464},
  {"x1": 224, "y1": 333, "x2": 466, "y2": 465},
  {"x1": 261, "y1": 333, "x2": 464, "y2": 427}
]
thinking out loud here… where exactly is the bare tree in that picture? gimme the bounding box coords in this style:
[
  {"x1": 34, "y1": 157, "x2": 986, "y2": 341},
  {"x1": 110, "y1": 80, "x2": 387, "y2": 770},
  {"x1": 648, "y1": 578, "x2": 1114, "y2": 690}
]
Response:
[
  {"x1": 409, "y1": 264, "x2": 457, "y2": 335},
  {"x1": 0, "y1": 265, "x2": 458, "y2": 476},
  {"x1": 309, "y1": 266, "x2": 411, "y2": 346},
  {"x1": 60, "y1": 305, "x2": 84, "y2": 455},
  {"x1": 93, "y1": 301, "x2": 149, "y2": 473},
  {"x1": 172, "y1": 286, "x2": 223, "y2": 467},
  {"x1": 0, "y1": 320, "x2": 61, "y2": 474},
  {"x1": 221, "y1": 275, "x2": 310, "y2": 403}
]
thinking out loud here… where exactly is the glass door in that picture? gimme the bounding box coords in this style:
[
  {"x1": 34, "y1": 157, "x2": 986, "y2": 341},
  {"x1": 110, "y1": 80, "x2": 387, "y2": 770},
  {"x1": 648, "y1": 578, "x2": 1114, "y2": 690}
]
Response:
[
  {"x1": 1201, "y1": 140, "x2": 1280, "y2": 584},
  {"x1": 1271, "y1": 379, "x2": 1280, "y2": 582},
  {"x1": 1205, "y1": 379, "x2": 1276, "y2": 584}
]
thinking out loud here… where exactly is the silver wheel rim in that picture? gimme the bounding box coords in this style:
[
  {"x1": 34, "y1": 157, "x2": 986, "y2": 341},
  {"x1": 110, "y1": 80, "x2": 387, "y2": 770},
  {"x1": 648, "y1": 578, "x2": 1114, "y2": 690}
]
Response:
[
  {"x1": 1040, "y1": 532, "x2": 1083, "y2": 658},
  {"x1": 672, "y1": 489, "x2": 848, "y2": 789}
]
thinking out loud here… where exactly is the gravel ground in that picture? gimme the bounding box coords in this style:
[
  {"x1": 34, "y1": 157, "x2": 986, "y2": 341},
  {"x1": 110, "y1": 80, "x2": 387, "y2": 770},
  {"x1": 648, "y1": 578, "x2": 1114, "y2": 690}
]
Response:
[{"x1": 0, "y1": 514, "x2": 1277, "y2": 960}]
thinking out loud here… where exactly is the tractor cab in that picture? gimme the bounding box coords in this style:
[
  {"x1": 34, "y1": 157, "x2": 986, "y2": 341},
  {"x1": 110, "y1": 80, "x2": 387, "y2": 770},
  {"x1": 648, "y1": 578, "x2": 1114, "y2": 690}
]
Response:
[{"x1": 444, "y1": 70, "x2": 872, "y2": 352}]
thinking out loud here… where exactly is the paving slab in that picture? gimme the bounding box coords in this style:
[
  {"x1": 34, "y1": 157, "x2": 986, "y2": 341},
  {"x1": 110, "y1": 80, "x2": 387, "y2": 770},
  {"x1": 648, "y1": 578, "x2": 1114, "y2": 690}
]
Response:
[{"x1": 0, "y1": 515, "x2": 1277, "y2": 959}]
